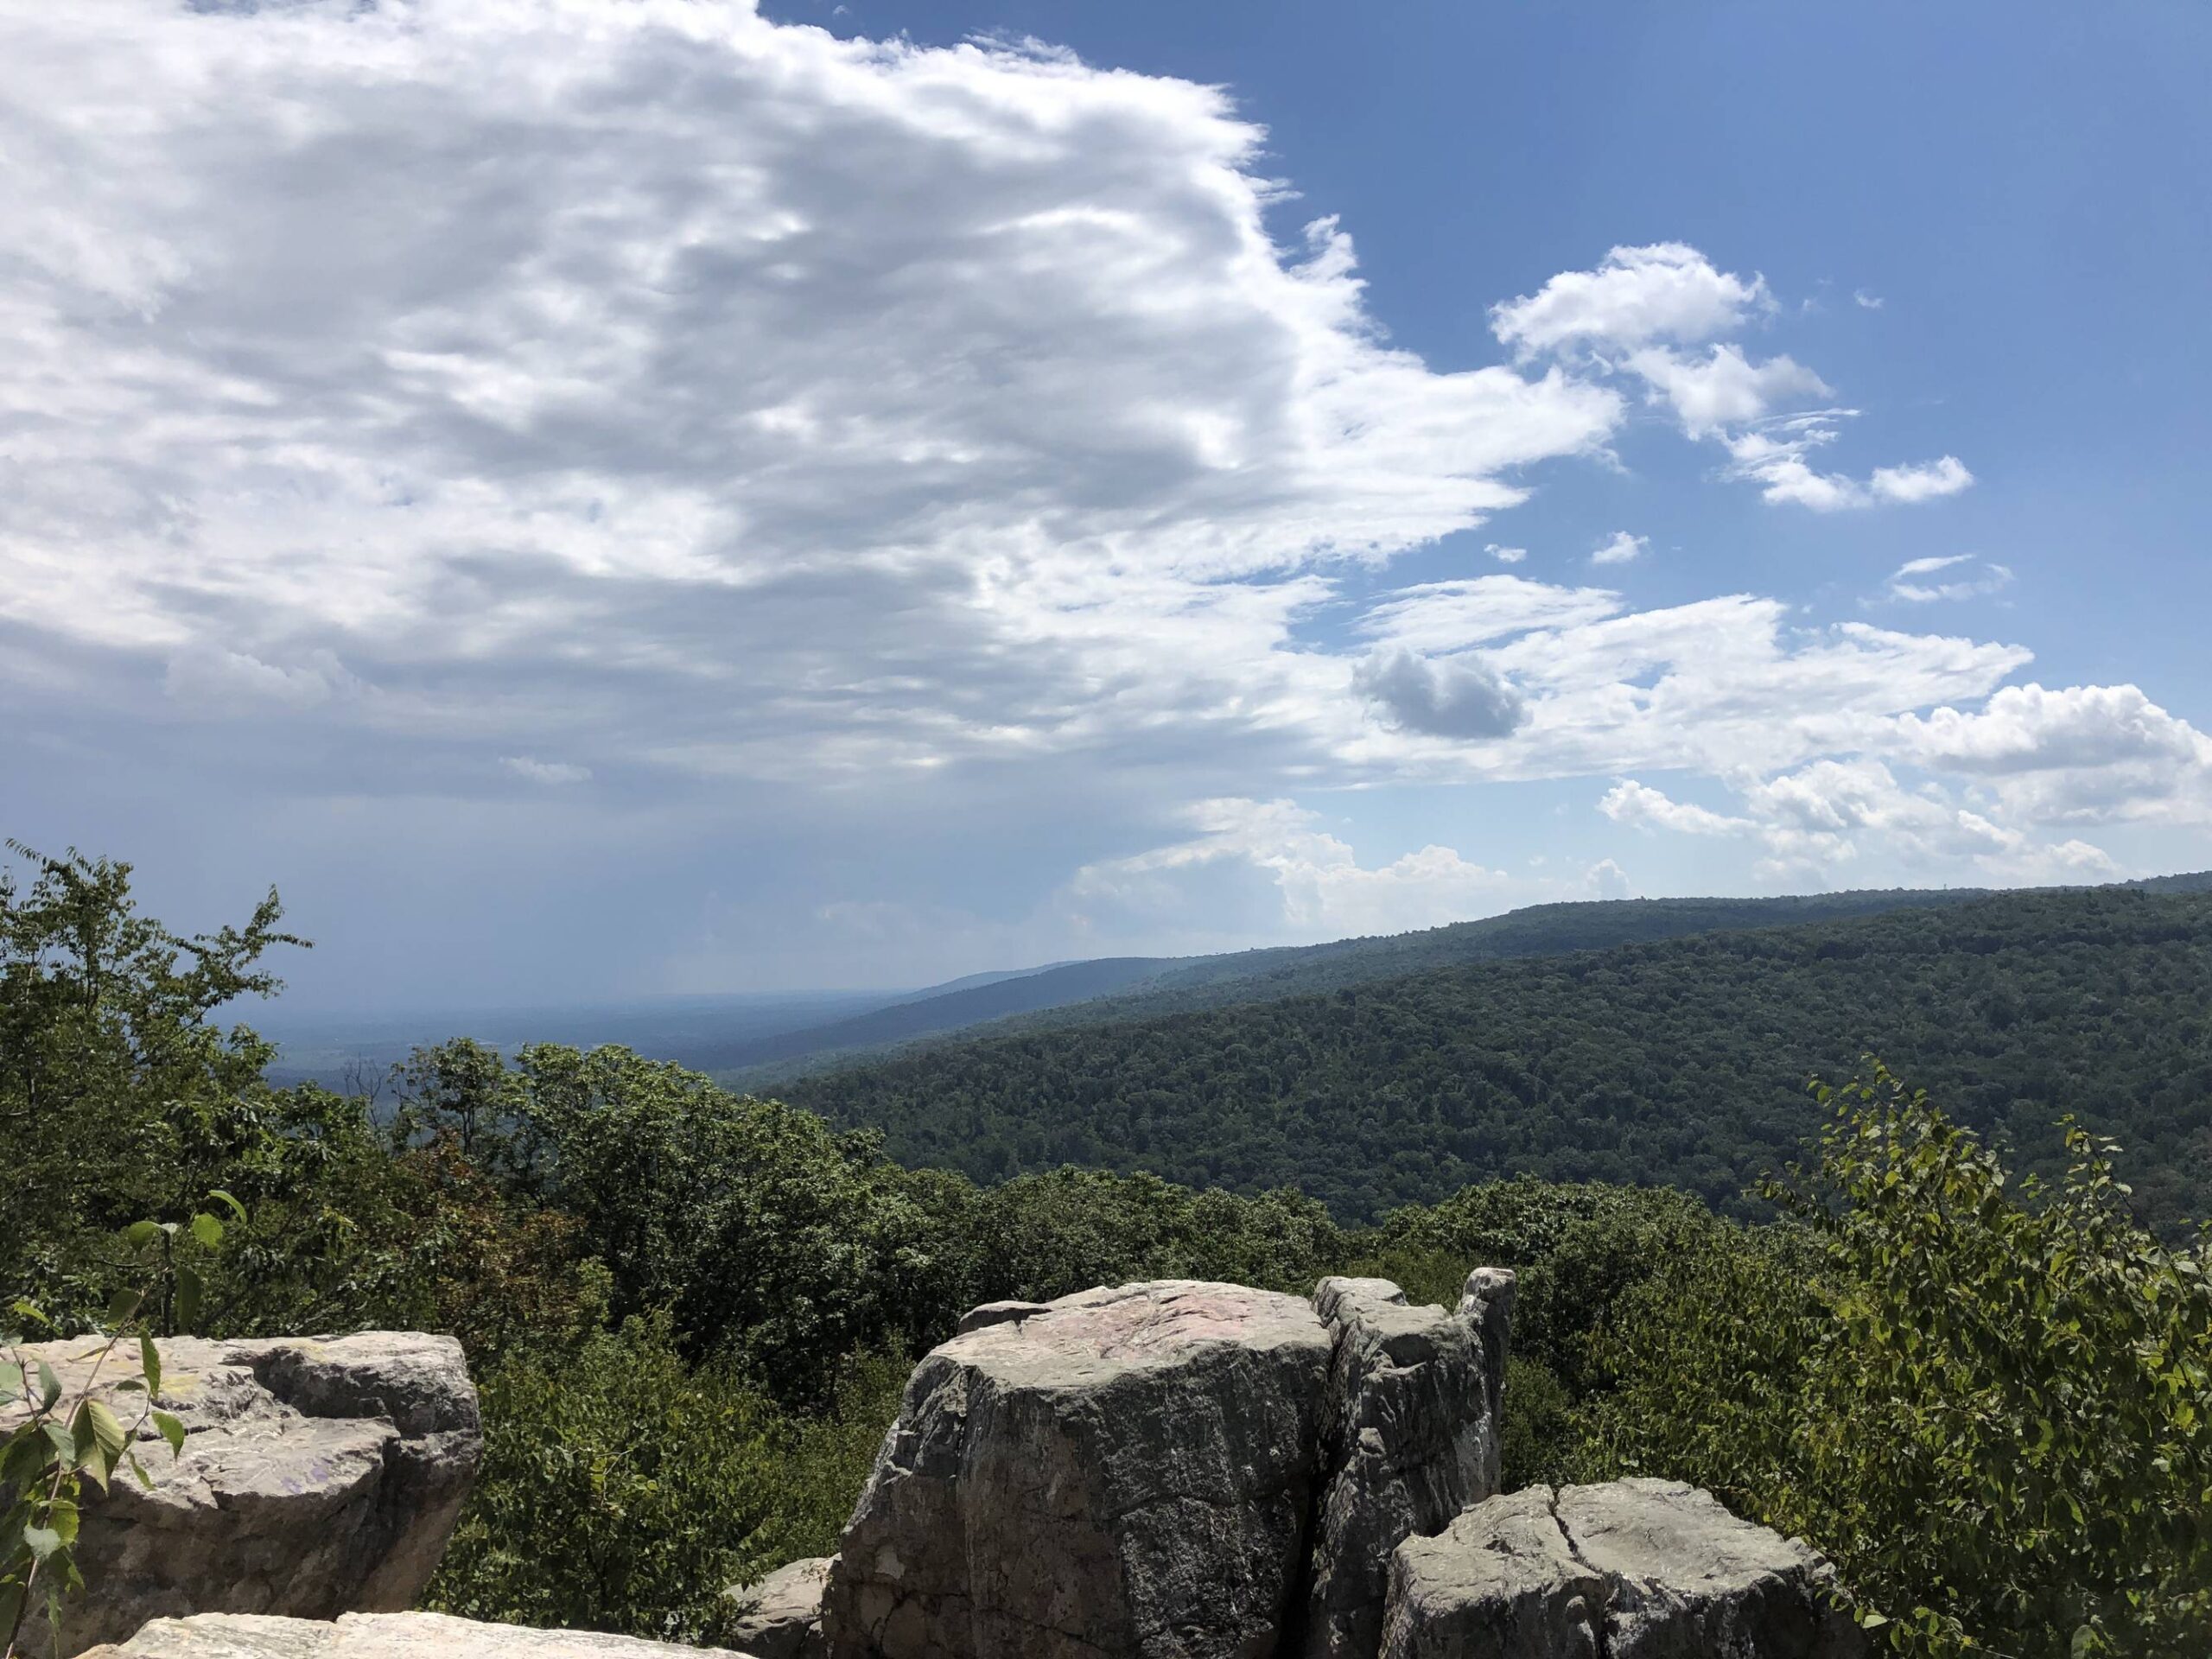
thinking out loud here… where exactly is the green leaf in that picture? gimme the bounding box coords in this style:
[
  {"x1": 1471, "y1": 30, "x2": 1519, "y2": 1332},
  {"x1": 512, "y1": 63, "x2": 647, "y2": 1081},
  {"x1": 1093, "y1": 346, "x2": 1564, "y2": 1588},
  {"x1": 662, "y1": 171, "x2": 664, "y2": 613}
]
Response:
[
  {"x1": 22, "y1": 1524, "x2": 61, "y2": 1562},
  {"x1": 151, "y1": 1410, "x2": 187, "y2": 1459},
  {"x1": 189, "y1": 1212, "x2": 224, "y2": 1251},
  {"x1": 126, "y1": 1449, "x2": 153, "y2": 1491},
  {"x1": 106, "y1": 1286, "x2": 145, "y2": 1325},
  {"x1": 123, "y1": 1220, "x2": 162, "y2": 1249},
  {"x1": 175, "y1": 1266, "x2": 204, "y2": 1334},
  {"x1": 140, "y1": 1334, "x2": 162, "y2": 1398},
  {"x1": 0, "y1": 1362, "x2": 22, "y2": 1401},
  {"x1": 39, "y1": 1421, "x2": 75, "y2": 1463},
  {"x1": 207, "y1": 1189, "x2": 247, "y2": 1224},
  {"x1": 82, "y1": 1400, "x2": 126, "y2": 1467},
  {"x1": 35, "y1": 1361, "x2": 60, "y2": 1410}
]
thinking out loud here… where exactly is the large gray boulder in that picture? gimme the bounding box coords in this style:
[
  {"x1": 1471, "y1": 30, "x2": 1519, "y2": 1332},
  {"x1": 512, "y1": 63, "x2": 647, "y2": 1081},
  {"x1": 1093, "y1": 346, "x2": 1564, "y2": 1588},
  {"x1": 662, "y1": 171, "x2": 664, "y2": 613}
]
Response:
[
  {"x1": 1301, "y1": 1276, "x2": 1508, "y2": 1659},
  {"x1": 1381, "y1": 1488, "x2": 1602, "y2": 1659},
  {"x1": 1380, "y1": 1480, "x2": 1862, "y2": 1659},
  {"x1": 1554, "y1": 1480, "x2": 1862, "y2": 1658},
  {"x1": 728, "y1": 1557, "x2": 830, "y2": 1659},
  {"x1": 76, "y1": 1613, "x2": 750, "y2": 1659},
  {"x1": 820, "y1": 1281, "x2": 1334, "y2": 1659},
  {"x1": 3, "y1": 1332, "x2": 480, "y2": 1657}
]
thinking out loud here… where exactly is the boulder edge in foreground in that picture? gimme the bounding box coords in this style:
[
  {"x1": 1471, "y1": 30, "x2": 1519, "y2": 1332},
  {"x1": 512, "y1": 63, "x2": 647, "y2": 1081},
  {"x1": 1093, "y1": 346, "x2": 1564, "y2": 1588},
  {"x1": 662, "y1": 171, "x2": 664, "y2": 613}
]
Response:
[{"x1": 4, "y1": 1332, "x2": 481, "y2": 1657}]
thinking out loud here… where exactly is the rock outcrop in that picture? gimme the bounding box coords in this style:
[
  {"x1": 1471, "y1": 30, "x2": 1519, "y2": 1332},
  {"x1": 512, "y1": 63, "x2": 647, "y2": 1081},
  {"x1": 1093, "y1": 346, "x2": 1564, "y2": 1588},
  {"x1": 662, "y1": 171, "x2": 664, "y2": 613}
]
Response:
[
  {"x1": 1301, "y1": 1276, "x2": 1507, "y2": 1659},
  {"x1": 78, "y1": 1613, "x2": 747, "y2": 1659},
  {"x1": 1381, "y1": 1479, "x2": 1862, "y2": 1659},
  {"x1": 5, "y1": 1332, "x2": 481, "y2": 1657},
  {"x1": 820, "y1": 1280, "x2": 1335, "y2": 1659},
  {"x1": 48, "y1": 1288, "x2": 1856, "y2": 1659},
  {"x1": 729, "y1": 1558, "x2": 830, "y2": 1659}
]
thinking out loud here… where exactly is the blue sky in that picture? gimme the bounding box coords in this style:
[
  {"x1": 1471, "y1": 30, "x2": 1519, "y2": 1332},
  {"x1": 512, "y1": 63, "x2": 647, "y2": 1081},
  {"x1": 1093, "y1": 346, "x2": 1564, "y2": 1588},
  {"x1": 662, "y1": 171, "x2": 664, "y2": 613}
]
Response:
[{"x1": 3, "y1": 0, "x2": 2208, "y2": 1009}]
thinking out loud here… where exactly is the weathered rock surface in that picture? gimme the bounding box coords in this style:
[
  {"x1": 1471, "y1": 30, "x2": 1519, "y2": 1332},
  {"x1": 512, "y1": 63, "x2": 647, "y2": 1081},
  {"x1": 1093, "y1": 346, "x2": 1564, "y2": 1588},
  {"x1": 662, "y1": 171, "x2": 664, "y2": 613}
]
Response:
[
  {"x1": 4, "y1": 1333, "x2": 480, "y2": 1657},
  {"x1": 1301, "y1": 1277, "x2": 1507, "y2": 1659},
  {"x1": 1381, "y1": 1488, "x2": 1602, "y2": 1659},
  {"x1": 729, "y1": 1557, "x2": 830, "y2": 1659},
  {"x1": 1452, "y1": 1268, "x2": 1516, "y2": 1448},
  {"x1": 1380, "y1": 1480, "x2": 1862, "y2": 1659},
  {"x1": 1554, "y1": 1480, "x2": 1861, "y2": 1658},
  {"x1": 820, "y1": 1280, "x2": 1334, "y2": 1659},
  {"x1": 77, "y1": 1613, "x2": 749, "y2": 1659}
]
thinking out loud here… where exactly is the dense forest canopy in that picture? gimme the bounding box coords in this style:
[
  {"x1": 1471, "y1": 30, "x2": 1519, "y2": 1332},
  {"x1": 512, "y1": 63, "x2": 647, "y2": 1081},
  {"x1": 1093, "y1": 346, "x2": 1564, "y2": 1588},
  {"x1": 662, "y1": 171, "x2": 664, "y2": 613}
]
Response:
[
  {"x1": 716, "y1": 885, "x2": 2091, "y2": 1085},
  {"x1": 4, "y1": 842, "x2": 2209, "y2": 1657},
  {"x1": 791, "y1": 887, "x2": 2212, "y2": 1229}
]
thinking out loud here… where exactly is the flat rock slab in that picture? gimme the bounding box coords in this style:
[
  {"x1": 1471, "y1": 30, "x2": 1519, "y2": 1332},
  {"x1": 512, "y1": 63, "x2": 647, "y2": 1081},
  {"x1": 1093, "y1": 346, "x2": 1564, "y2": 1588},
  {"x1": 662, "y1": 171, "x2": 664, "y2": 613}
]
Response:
[
  {"x1": 77, "y1": 1613, "x2": 750, "y2": 1659},
  {"x1": 821, "y1": 1280, "x2": 1333, "y2": 1659},
  {"x1": 3, "y1": 1333, "x2": 480, "y2": 1657},
  {"x1": 1382, "y1": 1480, "x2": 1862, "y2": 1659}
]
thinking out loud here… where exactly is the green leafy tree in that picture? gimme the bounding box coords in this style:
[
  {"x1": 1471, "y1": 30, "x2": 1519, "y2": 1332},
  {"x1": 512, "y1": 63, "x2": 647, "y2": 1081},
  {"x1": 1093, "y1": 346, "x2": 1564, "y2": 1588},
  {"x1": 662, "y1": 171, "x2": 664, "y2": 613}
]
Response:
[
  {"x1": 424, "y1": 1315, "x2": 902, "y2": 1643},
  {"x1": 1583, "y1": 1065, "x2": 2212, "y2": 1657},
  {"x1": 0, "y1": 844, "x2": 312, "y2": 1331}
]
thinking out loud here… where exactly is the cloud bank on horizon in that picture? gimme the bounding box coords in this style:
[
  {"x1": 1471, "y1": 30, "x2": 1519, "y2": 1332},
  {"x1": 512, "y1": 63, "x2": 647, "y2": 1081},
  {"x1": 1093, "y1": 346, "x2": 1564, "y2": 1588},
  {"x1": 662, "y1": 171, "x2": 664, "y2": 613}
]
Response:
[{"x1": 2, "y1": 0, "x2": 2206, "y2": 995}]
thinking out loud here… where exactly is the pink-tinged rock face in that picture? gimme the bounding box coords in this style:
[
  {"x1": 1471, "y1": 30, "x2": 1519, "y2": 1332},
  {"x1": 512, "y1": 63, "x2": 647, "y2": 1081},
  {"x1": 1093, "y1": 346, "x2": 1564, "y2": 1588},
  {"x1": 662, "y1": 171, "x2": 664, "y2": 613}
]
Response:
[
  {"x1": 823, "y1": 1280, "x2": 1335, "y2": 1659},
  {"x1": 944, "y1": 1281, "x2": 1327, "y2": 1381}
]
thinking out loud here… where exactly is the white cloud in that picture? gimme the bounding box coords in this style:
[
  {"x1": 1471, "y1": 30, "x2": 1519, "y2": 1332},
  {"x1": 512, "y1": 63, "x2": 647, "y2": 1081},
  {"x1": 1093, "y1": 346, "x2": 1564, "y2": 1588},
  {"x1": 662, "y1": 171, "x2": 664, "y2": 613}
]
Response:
[
  {"x1": 1357, "y1": 576, "x2": 1620, "y2": 655},
  {"x1": 1354, "y1": 649, "x2": 1526, "y2": 740},
  {"x1": 1491, "y1": 243, "x2": 1769, "y2": 356},
  {"x1": 1892, "y1": 683, "x2": 2212, "y2": 776},
  {"x1": 1883, "y1": 555, "x2": 2012, "y2": 603},
  {"x1": 1599, "y1": 779, "x2": 1752, "y2": 836},
  {"x1": 1590, "y1": 531, "x2": 1647, "y2": 566},
  {"x1": 1885, "y1": 683, "x2": 2212, "y2": 825},
  {"x1": 1725, "y1": 424, "x2": 1974, "y2": 512},
  {"x1": 1494, "y1": 246, "x2": 1968, "y2": 512},
  {"x1": 1583, "y1": 858, "x2": 1634, "y2": 900},
  {"x1": 1870, "y1": 455, "x2": 1975, "y2": 504},
  {"x1": 1853, "y1": 289, "x2": 1884, "y2": 310},
  {"x1": 1607, "y1": 761, "x2": 2120, "y2": 886},
  {"x1": 1484, "y1": 543, "x2": 1528, "y2": 564},
  {"x1": 0, "y1": 0, "x2": 1624, "y2": 792},
  {"x1": 501, "y1": 755, "x2": 591, "y2": 785},
  {"x1": 1070, "y1": 798, "x2": 1521, "y2": 939},
  {"x1": 1625, "y1": 344, "x2": 1830, "y2": 437},
  {"x1": 162, "y1": 649, "x2": 359, "y2": 714}
]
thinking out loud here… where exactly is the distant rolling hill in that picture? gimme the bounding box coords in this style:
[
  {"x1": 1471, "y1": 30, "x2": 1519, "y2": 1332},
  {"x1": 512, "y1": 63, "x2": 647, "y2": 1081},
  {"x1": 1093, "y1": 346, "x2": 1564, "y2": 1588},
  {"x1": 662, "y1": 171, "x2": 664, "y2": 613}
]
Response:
[
  {"x1": 725, "y1": 885, "x2": 2031, "y2": 1084},
  {"x1": 687, "y1": 956, "x2": 1179, "y2": 1075},
  {"x1": 788, "y1": 883, "x2": 2212, "y2": 1230}
]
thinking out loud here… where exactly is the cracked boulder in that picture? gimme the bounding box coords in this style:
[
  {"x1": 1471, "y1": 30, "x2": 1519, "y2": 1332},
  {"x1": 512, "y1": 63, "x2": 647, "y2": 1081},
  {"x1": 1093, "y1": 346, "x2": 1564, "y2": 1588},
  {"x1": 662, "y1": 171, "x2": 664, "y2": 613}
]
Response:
[
  {"x1": 3, "y1": 1333, "x2": 481, "y2": 1657},
  {"x1": 76, "y1": 1612, "x2": 749, "y2": 1659},
  {"x1": 1301, "y1": 1275, "x2": 1509, "y2": 1659},
  {"x1": 819, "y1": 1281, "x2": 1333, "y2": 1659},
  {"x1": 1380, "y1": 1479, "x2": 1863, "y2": 1659}
]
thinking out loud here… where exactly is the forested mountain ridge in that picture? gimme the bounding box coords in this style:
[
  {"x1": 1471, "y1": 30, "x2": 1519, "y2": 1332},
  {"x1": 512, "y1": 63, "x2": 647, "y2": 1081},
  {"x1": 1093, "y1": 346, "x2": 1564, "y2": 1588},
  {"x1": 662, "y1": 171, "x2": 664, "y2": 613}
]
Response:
[
  {"x1": 790, "y1": 885, "x2": 2212, "y2": 1228},
  {"x1": 685, "y1": 956, "x2": 1177, "y2": 1075},
  {"x1": 726, "y1": 876, "x2": 2212, "y2": 1086}
]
